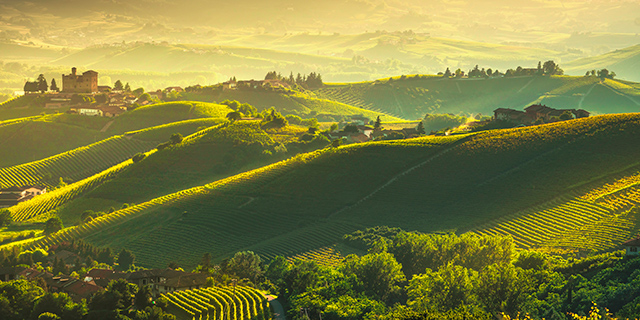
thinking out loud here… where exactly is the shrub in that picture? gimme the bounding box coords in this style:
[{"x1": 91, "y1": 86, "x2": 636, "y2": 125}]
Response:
[{"x1": 132, "y1": 153, "x2": 146, "y2": 163}]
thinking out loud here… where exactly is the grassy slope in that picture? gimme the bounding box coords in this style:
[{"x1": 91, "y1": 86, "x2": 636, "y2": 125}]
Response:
[
  {"x1": 52, "y1": 121, "x2": 310, "y2": 226},
  {"x1": 182, "y1": 90, "x2": 406, "y2": 121},
  {"x1": 23, "y1": 113, "x2": 640, "y2": 268},
  {"x1": 564, "y1": 44, "x2": 640, "y2": 82},
  {"x1": 0, "y1": 118, "x2": 223, "y2": 189},
  {"x1": 316, "y1": 75, "x2": 640, "y2": 119},
  {"x1": 0, "y1": 102, "x2": 231, "y2": 167}
]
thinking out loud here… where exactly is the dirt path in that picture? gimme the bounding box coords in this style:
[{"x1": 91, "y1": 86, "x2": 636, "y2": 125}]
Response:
[
  {"x1": 238, "y1": 196, "x2": 256, "y2": 208},
  {"x1": 517, "y1": 77, "x2": 535, "y2": 93},
  {"x1": 579, "y1": 84, "x2": 597, "y2": 109},
  {"x1": 456, "y1": 82, "x2": 462, "y2": 93},
  {"x1": 100, "y1": 120, "x2": 114, "y2": 132},
  {"x1": 266, "y1": 295, "x2": 286, "y2": 320}
]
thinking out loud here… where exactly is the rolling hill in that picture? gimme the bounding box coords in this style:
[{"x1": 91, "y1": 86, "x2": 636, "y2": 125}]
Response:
[
  {"x1": 0, "y1": 102, "x2": 232, "y2": 167},
  {"x1": 20, "y1": 113, "x2": 640, "y2": 268},
  {"x1": 316, "y1": 75, "x2": 640, "y2": 119},
  {"x1": 564, "y1": 44, "x2": 640, "y2": 82}
]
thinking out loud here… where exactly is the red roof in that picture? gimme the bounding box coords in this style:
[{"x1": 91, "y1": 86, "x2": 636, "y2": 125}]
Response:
[{"x1": 623, "y1": 236, "x2": 640, "y2": 246}]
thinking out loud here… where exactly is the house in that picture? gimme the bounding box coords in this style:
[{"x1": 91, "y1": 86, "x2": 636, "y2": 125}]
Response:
[
  {"x1": 84, "y1": 268, "x2": 128, "y2": 287},
  {"x1": 623, "y1": 237, "x2": 640, "y2": 256},
  {"x1": 62, "y1": 67, "x2": 98, "y2": 93},
  {"x1": 347, "y1": 133, "x2": 370, "y2": 143},
  {"x1": 356, "y1": 125, "x2": 374, "y2": 138},
  {"x1": 78, "y1": 107, "x2": 103, "y2": 116},
  {"x1": 164, "y1": 86, "x2": 184, "y2": 93},
  {"x1": 349, "y1": 116, "x2": 370, "y2": 126},
  {"x1": 0, "y1": 267, "x2": 47, "y2": 282},
  {"x1": 98, "y1": 86, "x2": 112, "y2": 93},
  {"x1": 147, "y1": 90, "x2": 163, "y2": 100},
  {"x1": 222, "y1": 80, "x2": 237, "y2": 90},
  {"x1": 524, "y1": 104, "x2": 555, "y2": 121},
  {"x1": 237, "y1": 80, "x2": 265, "y2": 89},
  {"x1": 99, "y1": 105, "x2": 126, "y2": 117},
  {"x1": 157, "y1": 273, "x2": 208, "y2": 295},
  {"x1": 494, "y1": 108, "x2": 530, "y2": 123},
  {"x1": 0, "y1": 185, "x2": 47, "y2": 207},
  {"x1": 46, "y1": 275, "x2": 102, "y2": 302}
]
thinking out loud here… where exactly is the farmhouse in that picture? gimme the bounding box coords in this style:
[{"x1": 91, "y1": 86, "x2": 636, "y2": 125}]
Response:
[
  {"x1": 623, "y1": 237, "x2": 640, "y2": 256},
  {"x1": 62, "y1": 67, "x2": 98, "y2": 93},
  {"x1": 494, "y1": 104, "x2": 590, "y2": 125},
  {"x1": 0, "y1": 185, "x2": 47, "y2": 207}
]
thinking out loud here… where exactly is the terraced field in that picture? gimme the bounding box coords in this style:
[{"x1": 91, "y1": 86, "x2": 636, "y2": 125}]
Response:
[
  {"x1": 18, "y1": 114, "x2": 640, "y2": 265},
  {"x1": 0, "y1": 136, "x2": 157, "y2": 189},
  {"x1": 287, "y1": 245, "x2": 348, "y2": 267},
  {"x1": 8, "y1": 157, "x2": 140, "y2": 222},
  {"x1": 472, "y1": 170, "x2": 640, "y2": 253},
  {"x1": 163, "y1": 285, "x2": 271, "y2": 320},
  {"x1": 317, "y1": 76, "x2": 640, "y2": 119}
]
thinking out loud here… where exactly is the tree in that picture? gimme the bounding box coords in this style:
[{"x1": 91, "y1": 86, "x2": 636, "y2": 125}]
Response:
[
  {"x1": 341, "y1": 252, "x2": 406, "y2": 302},
  {"x1": 344, "y1": 124, "x2": 359, "y2": 133},
  {"x1": 226, "y1": 251, "x2": 263, "y2": 282},
  {"x1": 374, "y1": 116, "x2": 382, "y2": 130},
  {"x1": 50, "y1": 79, "x2": 59, "y2": 92},
  {"x1": 169, "y1": 133, "x2": 183, "y2": 145},
  {"x1": 116, "y1": 249, "x2": 135, "y2": 271},
  {"x1": 200, "y1": 253, "x2": 211, "y2": 269},
  {"x1": 132, "y1": 88, "x2": 144, "y2": 97},
  {"x1": 331, "y1": 139, "x2": 341, "y2": 147},
  {"x1": 407, "y1": 263, "x2": 476, "y2": 313},
  {"x1": 44, "y1": 217, "x2": 63, "y2": 235},
  {"x1": 443, "y1": 67, "x2": 452, "y2": 78},
  {"x1": 132, "y1": 153, "x2": 146, "y2": 163},
  {"x1": 559, "y1": 111, "x2": 573, "y2": 121},
  {"x1": 542, "y1": 60, "x2": 563, "y2": 75},
  {"x1": 94, "y1": 93, "x2": 108, "y2": 104},
  {"x1": 124, "y1": 83, "x2": 131, "y2": 92},
  {"x1": 226, "y1": 111, "x2": 242, "y2": 122},
  {"x1": 416, "y1": 122, "x2": 425, "y2": 135},
  {"x1": 0, "y1": 209, "x2": 12, "y2": 228},
  {"x1": 134, "y1": 286, "x2": 153, "y2": 309},
  {"x1": 113, "y1": 80, "x2": 124, "y2": 91},
  {"x1": 37, "y1": 74, "x2": 48, "y2": 93}
]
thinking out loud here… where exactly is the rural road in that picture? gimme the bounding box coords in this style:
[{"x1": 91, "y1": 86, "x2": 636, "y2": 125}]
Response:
[{"x1": 266, "y1": 295, "x2": 286, "y2": 320}]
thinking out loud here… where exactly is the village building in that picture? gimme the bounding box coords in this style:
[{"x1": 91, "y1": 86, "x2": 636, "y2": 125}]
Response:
[
  {"x1": 0, "y1": 267, "x2": 47, "y2": 282},
  {"x1": 62, "y1": 67, "x2": 98, "y2": 93},
  {"x1": 494, "y1": 104, "x2": 590, "y2": 125},
  {"x1": 47, "y1": 275, "x2": 103, "y2": 302},
  {"x1": 623, "y1": 237, "x2": 640, "y2": 256},
  {"x1": 222, "y1": 80, "x2": 237, "y2": 90},
  {"x1": 164, "y1": 86, "x2": 184, "y2": 93},
  {"x1": 0, "y1": 185, "x2": 47, "y2": 207}
]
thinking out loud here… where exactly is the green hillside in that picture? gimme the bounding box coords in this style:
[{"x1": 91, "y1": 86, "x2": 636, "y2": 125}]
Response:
[
  {"x1": 52, "y1": 121, "x2": 323, "y2": 225},
  {"x1": 0, "y1": 118, "x2": 222, "y2": 189},
  {"x1": 316, "y1": 75, "x2": 640, "y2": 119},
  {"x1": 564, "y1": 44, "x2": 640, "y2": 82},
  {"x1": 104, "y1": 101, "x2": 233, "y2": 134},
  {"x1": 183, "y1": 90, "x2": 405, "y2": 122},
  {"x1": 19, "y1": 113, "x2": 640, "y2": 268}
]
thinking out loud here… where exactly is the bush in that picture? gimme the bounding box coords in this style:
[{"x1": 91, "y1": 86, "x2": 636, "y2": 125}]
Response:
[
  {"x1": 44, "y1": 217, "x2": 63, "y2": 235},
  {"x1": 132, "y1": 153, "x2": 146, "y2": 163},
  {"x1": 0, "y1": 209, "x2": 12, "y2": 228}
]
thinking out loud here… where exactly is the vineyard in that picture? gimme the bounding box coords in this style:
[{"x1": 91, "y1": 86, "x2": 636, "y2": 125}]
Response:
[
  {"x1": 163, "y1": 285, "x2": 271, "y2": 320},
  {"x1": 0, "y1": 135, "x2": 157, "y2": 189},
  {"x1": 316, "y1": 75, "x2": 640, "y2": 119},
  {"x1": 8, "y1": 157, "x2": 140, "y2": 222}
]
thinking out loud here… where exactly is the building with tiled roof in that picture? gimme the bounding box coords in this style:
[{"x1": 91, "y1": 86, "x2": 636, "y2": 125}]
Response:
[{"x1": 623, "y1": 236, "x2": 640, "y2": 256}]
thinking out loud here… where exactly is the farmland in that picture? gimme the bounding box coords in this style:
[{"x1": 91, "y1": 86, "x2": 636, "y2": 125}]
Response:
[
  {"x1": 163, "y1": 285, "x2": 270, "y2": 320},
  {"x1": 13, "y1": 113, "x2": 639, "y2": 268},
  {"x1": 316, "y1": 75, "x2": 640, "y2": 119}
]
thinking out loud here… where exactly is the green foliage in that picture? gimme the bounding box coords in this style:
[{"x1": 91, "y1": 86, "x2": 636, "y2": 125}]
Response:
[
  {"x1": 132, "y1": 153, "x2": 146, "y2": 163},
  {"x1": 0, "y1": 279, "x2": 45, "y2": 320},
  {"x1": 225, "y1": 251, "x2": 263, "y2": 281},
  {"x1": 169, "y1": 133, "x2": 183, "y2": 145},
  {"x1": 340, "y1": 252, "x2": 405, "y2": 302},
  {"x1": 0, "y1": 209, "x2": 12, "y2": 227},
  {"x1": 408, "y1": 263, "x2": 476, "y2": 313},
  {"x1": 422, "y1": 113, "x2": 467, "y2": 133},
  {"x1": 116, "y1": 249, "x2": 135, "y2": 271},
  {"x1": 43, "y1": 217, "x2": 63, "y2": 235}
]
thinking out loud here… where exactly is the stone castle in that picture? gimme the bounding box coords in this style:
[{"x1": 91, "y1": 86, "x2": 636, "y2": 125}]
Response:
[{"x1": 62, "y1": 67, "x2": 98, "y2": 93}]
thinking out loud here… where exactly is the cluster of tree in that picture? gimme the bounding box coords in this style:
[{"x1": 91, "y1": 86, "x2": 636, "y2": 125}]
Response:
[
  {"x1": 585, "y1": 69, "x2": 617, "y2": 80},
  {"x1": 421, "y1": 113, "x2": 467, "y2": 133},
  {"x1": 0, "y1": 278, "x2": 175, "y2": 320},
  {"x1": 0, "y1": 208, "x2": 12, "y2": 228},
  {"x1": 264, "y1": 71, "x2": 324, "y2": 89},
  {"x1": 261, "y1": 108, "x2": 288, "y2": 129},
  {"x1": 441, "y1": 61, "x2": 563, "y2": 79},
  {"x1": 220, "y1": 99, "x2": 258, "y2": 117},
  {"x1": 113, "y1": 80, "x2": 131, "y2": 92},
  {"x1": 24, "y1": 74, "x2": 58, "y2": 93},
  {"x1": 70, "y1": 94, "x2": 95, "y2": 105}
]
